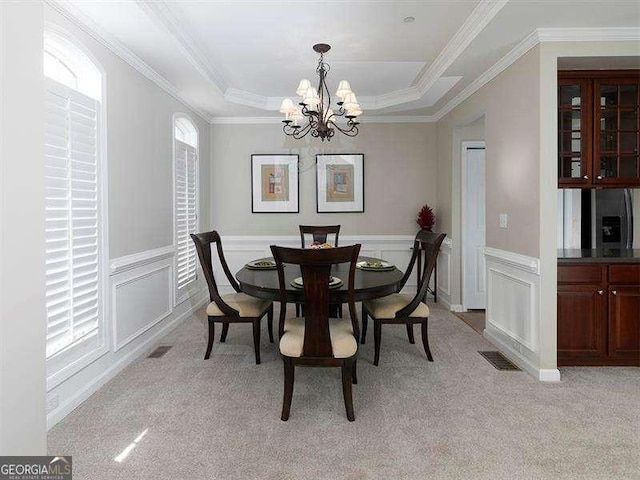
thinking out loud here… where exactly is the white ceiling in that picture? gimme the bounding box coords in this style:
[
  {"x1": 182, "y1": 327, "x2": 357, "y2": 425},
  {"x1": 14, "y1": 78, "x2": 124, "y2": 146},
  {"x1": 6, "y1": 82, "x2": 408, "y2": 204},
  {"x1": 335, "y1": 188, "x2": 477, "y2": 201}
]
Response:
[{"x1": 52, "y1": 0, "x2": 640, "y2": 121}]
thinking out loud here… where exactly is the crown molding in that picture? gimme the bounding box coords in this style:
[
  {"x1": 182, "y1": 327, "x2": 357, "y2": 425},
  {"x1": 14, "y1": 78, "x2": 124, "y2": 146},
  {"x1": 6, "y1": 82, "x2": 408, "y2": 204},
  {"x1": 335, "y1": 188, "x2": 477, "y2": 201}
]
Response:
[
  {"x1": 211, "y1": 116, "x2": 280, "y2": 125},
  {"x1": 45, "y1": 0, "x2": 213, "y2": 123},
  {"x1": 210, "y1": 115, "x2": 436, "y2": 125},
  {"x1": 536, "y1": 27, "x2": 640, "y2": 42},
  {"x1": 432, "y1": 27, "x2": 640, "y2": 121},
  {"x1": 134, "y1": 0, "x2": 227, "y2": 94},
  {"x1": 414, "y1": 0, "x2": 510, "y2": 95},
  {"x1": 212, "y1": 0, "x2": 508, "y2": 112},
  {"x1": 362, "y1": 115, "x2": 437, "y2": 123},
  {"x1": 42, "y1": 2, "x2": 640, "y2": 127},
  {"x1": 433, "y1": 29, "x2": 539, "y2": 121},
  {"x1": 223, "y1": 88, "x2": 268, "y2": 110},
  {"x1": 45, "y1": 0, "x2": 504, "y2": 118}
]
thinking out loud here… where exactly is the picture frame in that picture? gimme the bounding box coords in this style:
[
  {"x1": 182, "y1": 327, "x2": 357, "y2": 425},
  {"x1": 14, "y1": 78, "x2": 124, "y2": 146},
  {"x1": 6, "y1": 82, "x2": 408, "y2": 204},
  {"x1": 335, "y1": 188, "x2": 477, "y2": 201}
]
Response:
[
  {"x1": 251, "y1": 154, "x2": 299, "y2": 213},
  {"x1": 316, "y1": 154, "x2": 364, "y2": 213}
]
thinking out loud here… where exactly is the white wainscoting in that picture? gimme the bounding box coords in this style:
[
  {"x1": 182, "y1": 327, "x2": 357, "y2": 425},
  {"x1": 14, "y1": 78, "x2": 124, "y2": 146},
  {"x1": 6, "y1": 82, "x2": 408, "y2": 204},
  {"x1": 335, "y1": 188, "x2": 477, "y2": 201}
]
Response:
[
  {"x1": 46, "y1": 246, "x2": 207, "y2": 429},
  {"x1": 111, "y1": 258, "x2": 173, "y2": 351},
  {"x1": 436, "y1": 237, "x2": 454, "y2": 309},
  {"x1": 483, "y1": 246, "x2": 560, "y2": 382}
]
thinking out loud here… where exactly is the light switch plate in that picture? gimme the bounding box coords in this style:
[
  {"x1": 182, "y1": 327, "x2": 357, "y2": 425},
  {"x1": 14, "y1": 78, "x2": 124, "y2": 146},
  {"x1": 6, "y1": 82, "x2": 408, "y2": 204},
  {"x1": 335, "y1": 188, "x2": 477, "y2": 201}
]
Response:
[{"x1": 499, "y1": 214, "x2": 508, "y2": 229}]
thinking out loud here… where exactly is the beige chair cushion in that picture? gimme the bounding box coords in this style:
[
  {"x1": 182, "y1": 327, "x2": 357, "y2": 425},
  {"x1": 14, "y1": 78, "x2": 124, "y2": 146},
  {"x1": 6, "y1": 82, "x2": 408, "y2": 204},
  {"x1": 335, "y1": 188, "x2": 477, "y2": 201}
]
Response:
[
  {"x1": 206, "y1": 292, "x2": 271, "y2": 317},
  {"x1": 279, "y1": 317, "x2": 357, "y2": 358},
  {"x1": 363, "y1": 293, "x2": 429, "y2": 319}
]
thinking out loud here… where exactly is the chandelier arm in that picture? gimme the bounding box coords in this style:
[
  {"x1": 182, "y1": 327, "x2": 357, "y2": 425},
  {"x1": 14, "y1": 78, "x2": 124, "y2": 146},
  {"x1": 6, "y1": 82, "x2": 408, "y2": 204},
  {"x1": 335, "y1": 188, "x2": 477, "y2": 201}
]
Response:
[
  {"x1": 283, "y1": 119, "x2": 313, "y2": 140},
  {"x1": 293, "y1": 122, "x2": 313, "y2": 139},
  {"x1": 328, "y1": 119, "x2": 359, "y2": 136},
  {"x1": 283, "y1": 43, "x2": 360, "y2": 141}
]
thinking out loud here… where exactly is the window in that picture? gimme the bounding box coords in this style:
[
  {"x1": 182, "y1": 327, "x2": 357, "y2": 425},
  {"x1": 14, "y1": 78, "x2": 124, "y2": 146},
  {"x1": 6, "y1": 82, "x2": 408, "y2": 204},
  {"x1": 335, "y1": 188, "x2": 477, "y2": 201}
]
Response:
[
  {"x1": 44, "y1": 30, "x2": 106, "y2": 381},
  {"x1": 173, "y1": 115, "x2": 199, "y2": 301}
]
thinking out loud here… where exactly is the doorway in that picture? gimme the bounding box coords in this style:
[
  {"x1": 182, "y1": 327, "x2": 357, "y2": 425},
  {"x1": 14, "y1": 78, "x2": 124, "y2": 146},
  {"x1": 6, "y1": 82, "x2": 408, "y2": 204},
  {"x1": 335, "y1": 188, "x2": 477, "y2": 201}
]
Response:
[{"x1": 461, "y1": 141, "x2": 486, "y2": 312}]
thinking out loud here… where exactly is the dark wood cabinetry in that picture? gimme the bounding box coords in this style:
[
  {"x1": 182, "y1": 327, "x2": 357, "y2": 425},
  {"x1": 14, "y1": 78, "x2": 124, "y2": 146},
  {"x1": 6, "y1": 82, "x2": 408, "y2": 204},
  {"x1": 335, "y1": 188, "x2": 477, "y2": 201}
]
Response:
[
  {"x1": 557, "y1": 284, "x2": 606, "y2": 361},
  {"x1": 608, "y1": 285, "x2": 640, "y2": 360},
  {"x1": 557, "y1": 263, "x2": 639, "y2": 366},
  {"x1": 558, "y1": 70, "x2": 640, "y2": 187}
]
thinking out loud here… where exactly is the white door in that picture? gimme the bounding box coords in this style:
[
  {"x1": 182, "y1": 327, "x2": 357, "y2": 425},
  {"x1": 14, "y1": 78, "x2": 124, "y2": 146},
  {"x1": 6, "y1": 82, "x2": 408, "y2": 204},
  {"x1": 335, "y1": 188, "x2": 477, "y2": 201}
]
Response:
[{"x1": 463, "y1": 144, "x2": 486, "y2": 310}]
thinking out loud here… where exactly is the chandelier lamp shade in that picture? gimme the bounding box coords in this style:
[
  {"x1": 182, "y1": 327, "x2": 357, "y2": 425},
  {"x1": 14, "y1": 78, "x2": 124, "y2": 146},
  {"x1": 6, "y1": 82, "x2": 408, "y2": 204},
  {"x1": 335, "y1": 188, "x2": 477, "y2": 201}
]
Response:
[{"x1": 279, "y1": 43, "x2": 362, "y2": 141}]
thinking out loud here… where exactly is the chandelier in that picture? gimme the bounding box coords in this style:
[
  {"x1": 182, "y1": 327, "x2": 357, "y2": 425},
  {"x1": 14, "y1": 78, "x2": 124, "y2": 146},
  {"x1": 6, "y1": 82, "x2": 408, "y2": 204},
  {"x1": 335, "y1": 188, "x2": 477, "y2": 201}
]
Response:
[{"x1": 279, "y1": 43, "x2": 362, "y2": 141}]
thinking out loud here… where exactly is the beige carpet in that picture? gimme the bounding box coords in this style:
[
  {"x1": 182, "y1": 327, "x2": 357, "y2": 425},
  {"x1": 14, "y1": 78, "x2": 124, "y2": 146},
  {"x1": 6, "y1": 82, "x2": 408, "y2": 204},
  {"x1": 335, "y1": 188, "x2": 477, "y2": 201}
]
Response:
[{"x1": 48, "y1": 304, "x2": 640, "y2": 480}]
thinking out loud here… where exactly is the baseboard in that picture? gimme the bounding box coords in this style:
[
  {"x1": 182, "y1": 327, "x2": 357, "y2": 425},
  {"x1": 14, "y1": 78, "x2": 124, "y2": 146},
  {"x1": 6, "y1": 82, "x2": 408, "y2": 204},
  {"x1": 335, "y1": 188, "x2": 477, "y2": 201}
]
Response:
[
  {"x1": 46, "y1": 291, "x2": 207, "y2": 429},
  {"x1": 434, "y1": 294, "x2": 463, "y2": 313},
  {"x1": 539, "y1": 369, "x2": 561, "y2": 382},
  {"x1": 483, "y1": 327, "x2": 561, "y2": 382}
]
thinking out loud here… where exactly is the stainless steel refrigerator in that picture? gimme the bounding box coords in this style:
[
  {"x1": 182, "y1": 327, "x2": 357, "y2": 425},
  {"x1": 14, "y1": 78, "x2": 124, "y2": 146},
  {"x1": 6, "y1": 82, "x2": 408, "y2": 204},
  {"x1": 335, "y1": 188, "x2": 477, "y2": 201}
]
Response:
[{"x1": 558, "y1": 188, "x2": 634, "y2": 249}]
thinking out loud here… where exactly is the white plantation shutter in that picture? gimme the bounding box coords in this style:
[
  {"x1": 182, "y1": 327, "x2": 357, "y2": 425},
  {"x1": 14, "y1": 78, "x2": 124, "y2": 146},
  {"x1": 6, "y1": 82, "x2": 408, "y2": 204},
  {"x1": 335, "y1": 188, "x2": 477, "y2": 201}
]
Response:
[
  {"x1": 45, "y1": 79, "x2": 101, "y2": 359},
  {"x1": 175, "y1": 139, "x2": 198, "y2": 291}
]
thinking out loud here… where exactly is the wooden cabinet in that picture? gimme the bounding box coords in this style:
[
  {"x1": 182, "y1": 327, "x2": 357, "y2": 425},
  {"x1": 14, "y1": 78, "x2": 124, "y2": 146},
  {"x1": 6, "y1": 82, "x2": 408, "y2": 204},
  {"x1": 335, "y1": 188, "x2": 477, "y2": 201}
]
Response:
[
  {"x1": 558, "y1": 77, "x2": 592, "y2": 185},
  {"x1": 608, "y1": 285, "x2": 640, "y2": 361},
  {"x1": 557, "y1": 284, "x2": 606, "y2": 361},
  {"x1": 558, "y1": 263, "x2": 640, "y2": 366},
  {"x1": 558, "y1": 70, "x2": 640, "y2": 187}
]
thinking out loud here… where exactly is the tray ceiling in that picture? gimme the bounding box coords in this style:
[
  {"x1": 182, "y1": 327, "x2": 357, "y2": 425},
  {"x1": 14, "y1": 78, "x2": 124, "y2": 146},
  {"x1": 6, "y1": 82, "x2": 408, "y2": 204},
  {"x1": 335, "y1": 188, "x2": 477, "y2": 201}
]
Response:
[{"x1": 50, "y1": 0, "x2": 640, "y2": 121}]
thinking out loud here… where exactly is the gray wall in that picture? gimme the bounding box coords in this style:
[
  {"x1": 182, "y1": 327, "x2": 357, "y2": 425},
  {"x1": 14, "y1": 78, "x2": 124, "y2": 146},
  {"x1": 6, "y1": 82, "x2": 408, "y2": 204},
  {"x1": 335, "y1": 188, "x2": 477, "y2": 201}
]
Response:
[
  {"x1": 437, "y1": 46, "x2": 541, "y2": 259},
  {"x1": 0, "y1": 1, "x2": 47, "y2": 454},
  {"x1": 47, "y1": 7, "x2": 211, "y2": 259},
  {"x1": 209, "y1": 122, "x2": 437, "y2": 236}
]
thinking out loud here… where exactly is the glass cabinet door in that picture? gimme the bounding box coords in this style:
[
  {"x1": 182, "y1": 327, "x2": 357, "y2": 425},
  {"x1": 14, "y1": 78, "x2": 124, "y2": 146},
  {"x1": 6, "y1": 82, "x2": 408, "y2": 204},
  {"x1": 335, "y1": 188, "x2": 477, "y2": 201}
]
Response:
[
  {"x1": 594, "y1": 76, "x2": 640, "y2": 186},
  {"x1": 558, "y1": 78, "x2": 592, "y2": 185}
]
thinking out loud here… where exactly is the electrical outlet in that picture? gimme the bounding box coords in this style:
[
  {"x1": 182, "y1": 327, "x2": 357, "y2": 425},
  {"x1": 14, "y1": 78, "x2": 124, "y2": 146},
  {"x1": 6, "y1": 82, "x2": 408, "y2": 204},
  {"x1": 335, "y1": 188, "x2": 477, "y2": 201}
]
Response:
[
  {"x1": 499, "y1": 213, "x2": 508, "y2": 229},
  {"x1": 46, "y1": 394, "x2": 59, "y2": 414}
]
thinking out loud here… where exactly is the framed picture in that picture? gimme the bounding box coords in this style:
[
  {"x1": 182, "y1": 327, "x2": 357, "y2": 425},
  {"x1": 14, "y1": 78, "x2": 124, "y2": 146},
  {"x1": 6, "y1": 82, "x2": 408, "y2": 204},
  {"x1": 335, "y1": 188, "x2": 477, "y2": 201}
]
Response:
[
  {"x1": 251, "y1": 154, "x2": 299, "y2": 213},
  {"x1": 316, "y1": 154, "x2": 364, "y2": 213}
]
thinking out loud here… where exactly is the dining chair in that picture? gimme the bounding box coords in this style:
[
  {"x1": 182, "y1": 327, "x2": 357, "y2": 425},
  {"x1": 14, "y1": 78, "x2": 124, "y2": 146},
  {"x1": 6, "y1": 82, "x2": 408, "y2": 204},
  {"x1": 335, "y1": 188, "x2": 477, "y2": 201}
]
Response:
[
  {"x1": 191, "y1": 231, "x2": 274, "y2": 364},
  {"x1": 361, "y1": 230, "x2": 446, "y2": 366},
  {"x1": 271, "y1": 243, "x2": 361, "y2": 421},
  {"x1": 299, "y1": 225, "x2": 341, "y2": 248},
  {"x1": 298, "y1": 225, "x2": 342, "y2": 317}
]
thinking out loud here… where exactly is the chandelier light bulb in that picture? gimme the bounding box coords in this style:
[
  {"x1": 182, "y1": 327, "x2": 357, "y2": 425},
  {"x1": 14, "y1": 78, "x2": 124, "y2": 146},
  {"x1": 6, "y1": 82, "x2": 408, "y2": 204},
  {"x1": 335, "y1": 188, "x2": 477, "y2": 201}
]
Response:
[{"x1": 296, "y1": 79, "x2": 311, "y2": 97}]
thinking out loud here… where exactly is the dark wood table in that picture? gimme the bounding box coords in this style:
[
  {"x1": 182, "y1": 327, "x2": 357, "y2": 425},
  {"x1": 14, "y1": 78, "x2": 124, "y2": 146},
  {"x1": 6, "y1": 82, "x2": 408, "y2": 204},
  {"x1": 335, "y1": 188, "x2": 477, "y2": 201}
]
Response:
[{"x1": 236, "y1": 257, "x2": 404, "y2": 304}]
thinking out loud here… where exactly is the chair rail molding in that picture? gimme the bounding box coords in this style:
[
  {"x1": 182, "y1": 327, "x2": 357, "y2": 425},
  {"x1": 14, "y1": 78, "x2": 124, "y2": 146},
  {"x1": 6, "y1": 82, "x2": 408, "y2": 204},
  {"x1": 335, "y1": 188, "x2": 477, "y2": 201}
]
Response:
[
  {"x1": 110, "y1": 245, "x2": 175, "y2": 275},
  {"x1": 482, "y1": 246, "x2": 559, "y2": 382},
  {"x1": 484, "y1": 246, "x2": 540, "y2": 275}
]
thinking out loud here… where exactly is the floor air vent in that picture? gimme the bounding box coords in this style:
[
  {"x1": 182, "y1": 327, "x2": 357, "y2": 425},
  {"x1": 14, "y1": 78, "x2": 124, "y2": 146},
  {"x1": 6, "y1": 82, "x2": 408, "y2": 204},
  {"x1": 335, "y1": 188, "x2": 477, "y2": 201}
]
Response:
[
  {"x1": 148, "y1": 346, "x2": 172, "y2": 358},
  {"x1": 479, "y1": 351, "x2": 521, "y2": 371}
]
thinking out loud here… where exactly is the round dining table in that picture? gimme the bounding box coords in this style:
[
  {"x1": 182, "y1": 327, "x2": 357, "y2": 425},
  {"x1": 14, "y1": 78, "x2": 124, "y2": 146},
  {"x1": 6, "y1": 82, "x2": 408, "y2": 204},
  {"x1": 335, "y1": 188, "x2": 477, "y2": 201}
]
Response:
[{"x1": 236, "y1": 256, "x2": 404, "y2": 304}]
